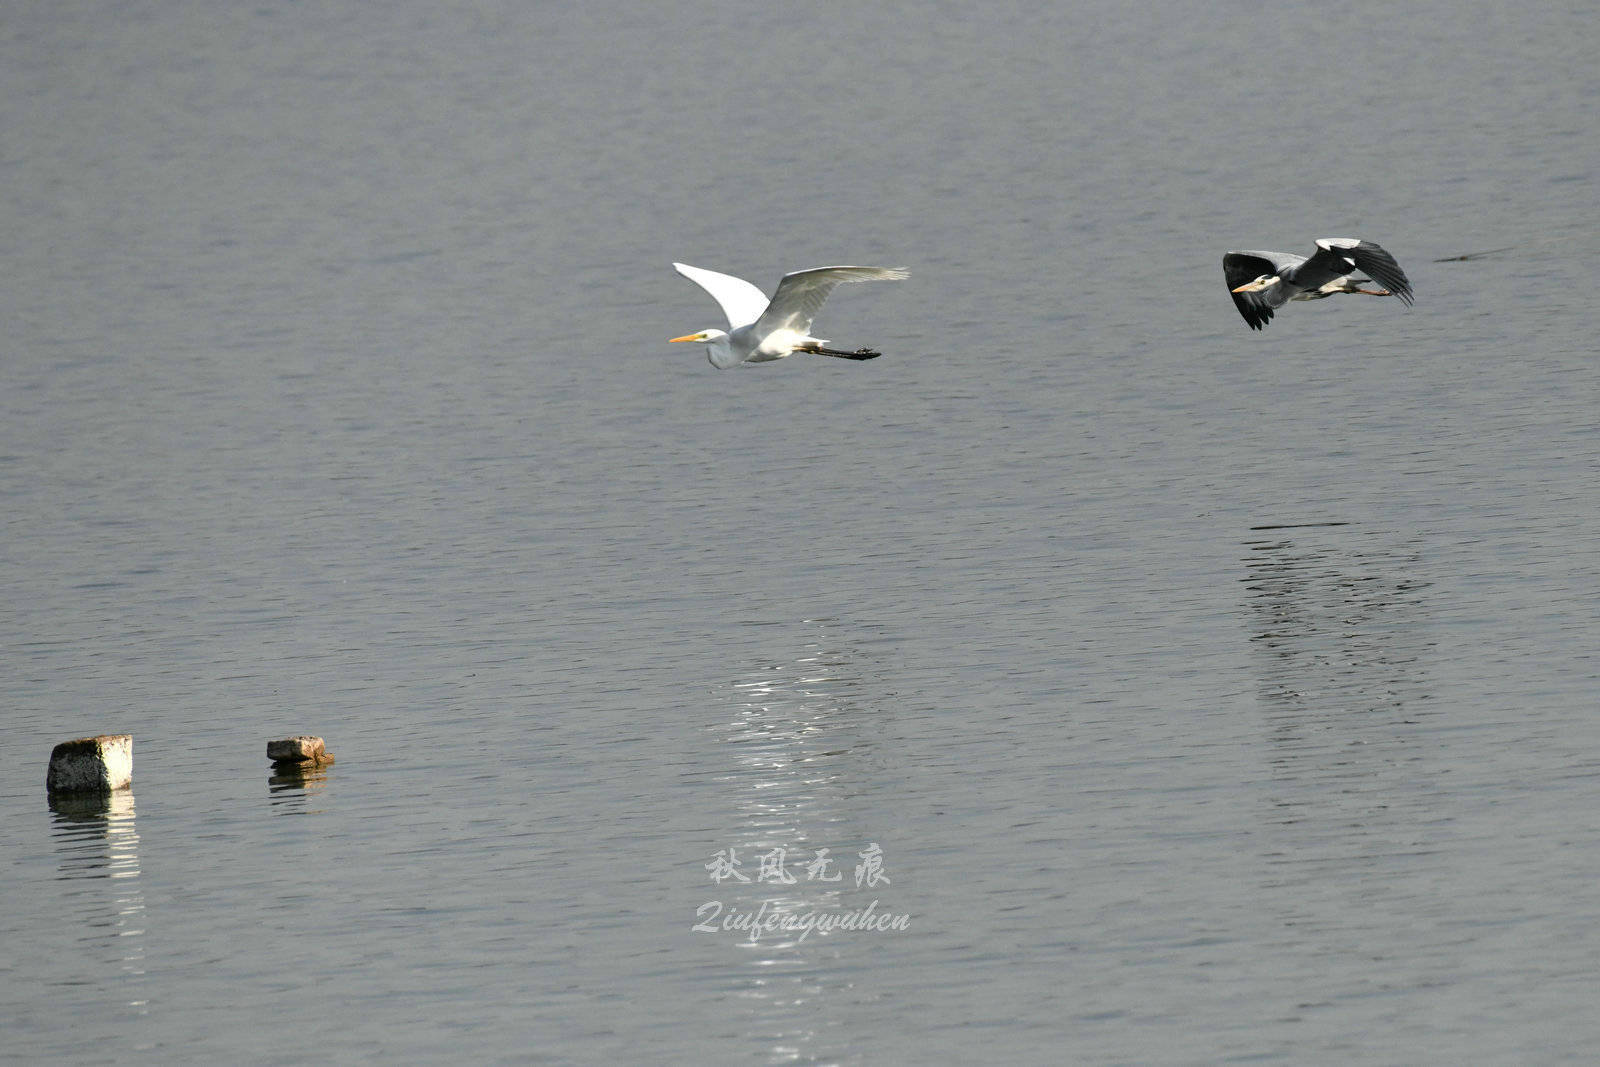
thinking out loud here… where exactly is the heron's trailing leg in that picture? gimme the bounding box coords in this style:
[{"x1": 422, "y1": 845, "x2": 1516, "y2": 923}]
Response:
[
  {"x1": 796, "y1": 343, "x2": 882, "y2": 361},
  {"x1": 1329, "y1": 281, "x2": 1393, "y2": 297}
]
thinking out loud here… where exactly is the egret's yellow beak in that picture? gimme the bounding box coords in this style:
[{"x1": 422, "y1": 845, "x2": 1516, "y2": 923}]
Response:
[{"x1": 668, "y1": 332, "x2": 703, "y2": 343}]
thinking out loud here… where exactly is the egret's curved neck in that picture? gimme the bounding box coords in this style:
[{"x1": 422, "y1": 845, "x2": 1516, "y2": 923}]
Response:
[{"x1": 704, "y1": 333, "x2": 740, "y2": 369}]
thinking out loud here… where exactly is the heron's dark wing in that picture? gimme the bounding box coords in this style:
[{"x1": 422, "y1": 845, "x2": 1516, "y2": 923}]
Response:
[
  {"x1": 1297, "y1": 238, "x2": 1414, "y2": 308},
  {"x1": 1290, "y1": 239, "x2": 1369, "y2": 293},
  {"x1": 1349, "y1": 241, "x2": 1414, "y2": 305},
  {"x1": 755, "y1": 266, "x2": 908, "y2": 337},
  {"x1": 1223, "y1": 251, "x2": 1287, "y2": 330}
]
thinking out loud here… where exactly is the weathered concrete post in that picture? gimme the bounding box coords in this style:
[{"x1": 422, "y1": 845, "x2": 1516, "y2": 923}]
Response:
[
  {"x1": 46, "y1": 735, "x2": 134, "y2": 795},
  {"x1": 268, "y1": 735, "x2": 334, "y2": 768}
]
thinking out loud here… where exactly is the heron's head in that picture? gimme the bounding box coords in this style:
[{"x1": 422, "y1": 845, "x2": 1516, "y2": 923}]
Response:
[{"x1": 1232, "y1": 275, "x2": 1280, "y2": 294}]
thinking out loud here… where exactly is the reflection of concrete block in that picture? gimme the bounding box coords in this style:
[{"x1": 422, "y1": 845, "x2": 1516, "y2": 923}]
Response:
[
  {"x1": 47, "y1": 735, "x2": 134, "y2": 795},
  {"x1": 268, "y1": 736, "x2": 334, "y2": 765}
]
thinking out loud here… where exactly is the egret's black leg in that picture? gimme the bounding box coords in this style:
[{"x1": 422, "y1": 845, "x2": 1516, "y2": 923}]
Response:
[{"x1": 796, "y1": 343, "x2": 881, "y2": 361}]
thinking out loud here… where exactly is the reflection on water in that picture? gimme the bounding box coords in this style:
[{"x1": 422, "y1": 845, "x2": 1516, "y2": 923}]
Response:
[
  {"x1": 1243, "y1": 524, "x2": 1433, "y2": 728},
  {"x1": 269, "y1": 762, "x2": 333, "y2": 813},
  {"x1": 48, "y1": 790, "x2": 147, "y2": 1011},
  {"x1": 720, "y1": 641, "x2": 876, "y2": 851},
  {"x1": 704, "y1": 619, "x2": 893, "y2": 1063},
  {"x1": 1241, "y1": 525, "x2": 1442, "y2": 881}
]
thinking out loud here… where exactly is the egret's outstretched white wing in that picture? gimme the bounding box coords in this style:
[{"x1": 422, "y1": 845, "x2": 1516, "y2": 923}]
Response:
[
  {"x1": 672, "y1": 262, "x2": 771, "y2": 329},
  {"x1": 754, "y1": 266, "x2": 910, "y2": 337}
]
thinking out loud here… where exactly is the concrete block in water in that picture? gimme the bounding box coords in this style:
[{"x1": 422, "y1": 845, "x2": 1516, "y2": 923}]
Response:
[
  {"x1": 268, "y1": 735, "x2": 334, "y2": 766},
  {"x1": 47, "y1": 735, "x2": 133, "y2": 795}
]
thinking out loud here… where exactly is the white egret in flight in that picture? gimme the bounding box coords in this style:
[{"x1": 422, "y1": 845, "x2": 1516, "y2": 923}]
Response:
[
  {"x1": 1225, "y1": 238, "x2": 1413, "y2": 330},
  {"x1": 670, "y1": 262, "x2": 908, "y2": 369}
]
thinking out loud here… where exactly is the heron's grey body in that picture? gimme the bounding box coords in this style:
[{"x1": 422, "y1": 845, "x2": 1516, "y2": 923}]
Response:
[
  {"x1": 1224, "y1": 238, "x2": 1413, "y2": 330},
  {"x1": 671, "y1": 262, "x2": 908, "y2": 368}
]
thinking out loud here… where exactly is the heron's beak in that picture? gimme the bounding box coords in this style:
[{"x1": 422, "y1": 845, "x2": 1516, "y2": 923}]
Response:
[
  {"x1": 668, "y1": 332, "x2": 703, "y2": 343},
  {"x1": 1231, "y1": 281, "x2": 1265, "y2": 294}
]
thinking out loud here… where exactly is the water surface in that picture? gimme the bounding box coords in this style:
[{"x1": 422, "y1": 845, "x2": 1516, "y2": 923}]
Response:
[{"x1": 4, "y1": 2, "x2": 1599, "y2": 1062}]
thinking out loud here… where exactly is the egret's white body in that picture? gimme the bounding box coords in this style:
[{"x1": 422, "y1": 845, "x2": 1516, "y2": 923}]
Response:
[
  {"x1": 1224, "y1": 238, "x2": 1413, "y2": 330},
  {"x1": 670, "y1": 262, "x2": 908, "y2": 369}
]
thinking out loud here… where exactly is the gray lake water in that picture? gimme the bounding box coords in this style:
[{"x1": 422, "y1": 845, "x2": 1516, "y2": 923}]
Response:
[{"x1": 4, "y1": 2, "x2": 1599, "y2": 1063}]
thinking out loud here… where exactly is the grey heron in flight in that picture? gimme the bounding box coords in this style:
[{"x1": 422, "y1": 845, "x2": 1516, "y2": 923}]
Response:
[
  {"x1": 670, "y1": 262, "x2": 908, "y2": 369},
  {"x1": 1224, "y1": 238, "x2": 1413, "y2": 330}
]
